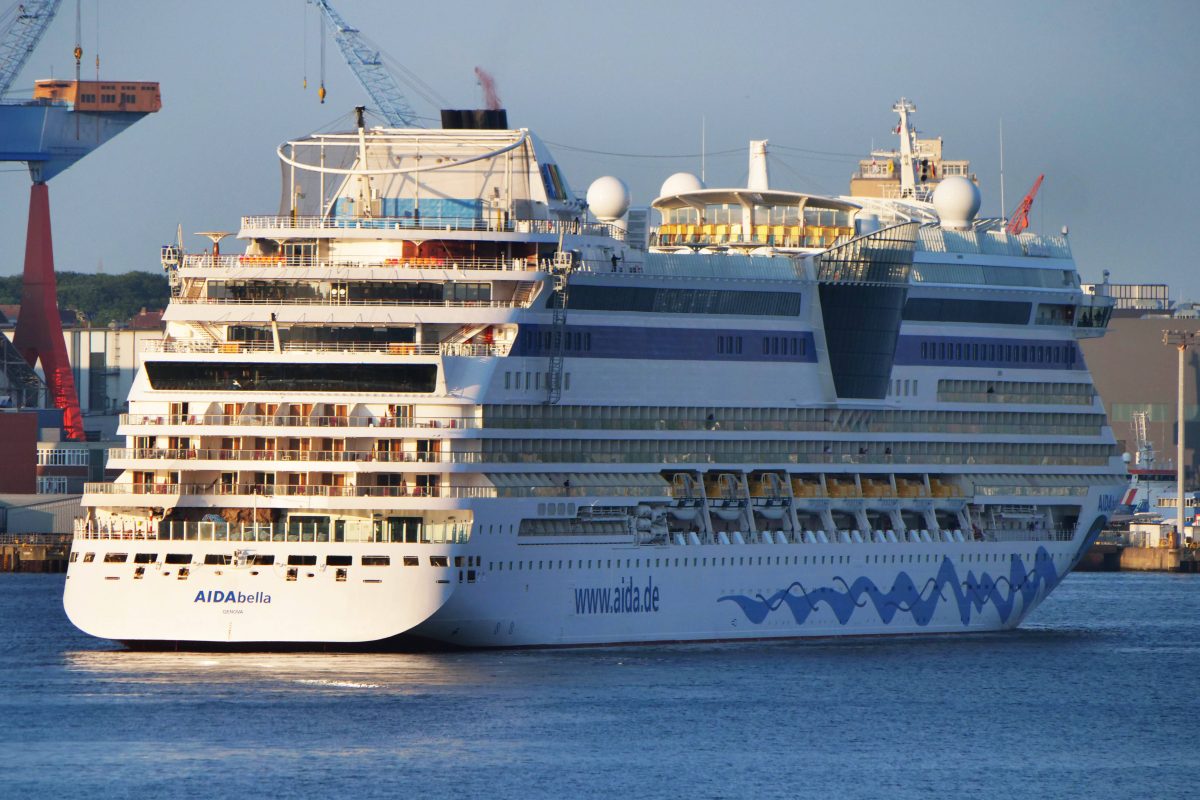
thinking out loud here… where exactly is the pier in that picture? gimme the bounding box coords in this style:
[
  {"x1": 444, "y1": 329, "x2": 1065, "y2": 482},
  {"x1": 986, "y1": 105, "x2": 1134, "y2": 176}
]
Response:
[
  {"x1": 0, "y1": 534, "x2": 70, "y2": 573},
  {"x1": 1078, "y1": 538, "x2": 1200, "y2": 573}
]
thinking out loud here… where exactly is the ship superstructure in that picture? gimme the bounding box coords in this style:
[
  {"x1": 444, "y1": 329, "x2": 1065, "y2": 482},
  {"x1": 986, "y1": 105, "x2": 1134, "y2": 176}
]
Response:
[{"x1": 65, "y1": 103, "x2": 1125, "y2": 648}]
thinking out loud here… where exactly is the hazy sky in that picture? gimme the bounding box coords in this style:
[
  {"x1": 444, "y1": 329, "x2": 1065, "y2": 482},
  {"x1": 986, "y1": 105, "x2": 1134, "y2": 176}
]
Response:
[{"x1": 3, "y1": 0, "x2": 1198, "y2": 297}]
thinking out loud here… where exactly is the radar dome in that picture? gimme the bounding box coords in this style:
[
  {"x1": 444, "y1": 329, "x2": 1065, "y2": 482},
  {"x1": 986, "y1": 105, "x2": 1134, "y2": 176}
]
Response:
[
  {"x1": 932, "y1": 176, "x2": 981, "y2": 230},
  {"x1": 586, "y1": 176, "x2": 631, "y2": 221},
  {"x1": 659, "y1": 172, "x2": 704, "y2": 198}
]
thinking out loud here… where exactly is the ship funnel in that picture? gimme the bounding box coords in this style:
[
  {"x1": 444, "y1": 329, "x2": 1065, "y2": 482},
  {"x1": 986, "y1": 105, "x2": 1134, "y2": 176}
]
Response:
[
  {"x1": 441, "y1": 109, "x2": 509, "y2": 129},
  {"x1": 748, "y1": 140, "x2": 769, "y2": 190}
]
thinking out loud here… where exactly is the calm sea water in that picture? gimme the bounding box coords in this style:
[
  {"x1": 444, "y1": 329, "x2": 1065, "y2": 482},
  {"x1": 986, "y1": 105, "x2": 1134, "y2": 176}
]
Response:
[{"x1": 0, "y1": 572, "x2": 1195, "y2": 800}]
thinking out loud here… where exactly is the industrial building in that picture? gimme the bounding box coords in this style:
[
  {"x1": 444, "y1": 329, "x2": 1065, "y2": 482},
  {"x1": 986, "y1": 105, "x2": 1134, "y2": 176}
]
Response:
[
  {"x1": 2, "y1": 318, "x2": 159, "y2": 494},
  {"x1": 1079, "y1": 284, "x2": 1200, "y2": 479}
]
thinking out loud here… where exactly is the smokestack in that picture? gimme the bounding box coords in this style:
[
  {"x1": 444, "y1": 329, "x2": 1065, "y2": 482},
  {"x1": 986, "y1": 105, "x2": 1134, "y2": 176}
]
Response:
[{"x1": 747, "y1": 140, "x2": 769, "y2": 191}]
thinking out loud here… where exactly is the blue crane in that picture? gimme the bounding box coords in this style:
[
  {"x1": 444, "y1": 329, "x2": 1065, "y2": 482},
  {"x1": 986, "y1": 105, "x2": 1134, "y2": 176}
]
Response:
[
  {"x1": 0, "y1": 0, "x2": 62, "y2": 98},
  {"x1": 310, "y1": 0, "x2": 418, "y2": 127}
]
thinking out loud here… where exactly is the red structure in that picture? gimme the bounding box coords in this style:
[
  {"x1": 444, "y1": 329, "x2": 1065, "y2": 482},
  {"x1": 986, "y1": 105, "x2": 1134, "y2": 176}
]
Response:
[
  {"x1": 12, "y1": 183, "x2": 85, "y2": 440},
  {"x1": 1006, "y1": 174, "x2": 1045, "y2": 236},
  {"x1": 0, "y1": 412, "x2": 37, "y2": 493}
]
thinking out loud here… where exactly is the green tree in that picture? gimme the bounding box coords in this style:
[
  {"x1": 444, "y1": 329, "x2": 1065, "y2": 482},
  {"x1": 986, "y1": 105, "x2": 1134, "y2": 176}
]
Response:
[{"x1": 0, "y1": 271, "x2": 169, "y2": 326}]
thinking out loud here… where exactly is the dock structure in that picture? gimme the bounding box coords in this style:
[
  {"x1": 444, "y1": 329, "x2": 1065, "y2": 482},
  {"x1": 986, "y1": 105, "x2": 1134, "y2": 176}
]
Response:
[
  {"x1": 1079, "y1": 539, "x2": 1200, "y2": 573},
  {"x1": 0, "y1": 533, "x2": 70, "y2": 572}
]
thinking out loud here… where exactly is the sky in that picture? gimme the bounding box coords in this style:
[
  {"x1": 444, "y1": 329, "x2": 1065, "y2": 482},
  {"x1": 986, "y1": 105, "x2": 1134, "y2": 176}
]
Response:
[{"x1": 2, "y1": 0, "x2": 1199, "y2": 297}]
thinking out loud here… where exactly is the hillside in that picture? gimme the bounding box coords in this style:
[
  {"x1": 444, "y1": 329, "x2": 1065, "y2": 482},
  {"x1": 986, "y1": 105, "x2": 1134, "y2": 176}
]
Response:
[{"x1": 0, "y1": 271, "x2": 170, "y2": 326}]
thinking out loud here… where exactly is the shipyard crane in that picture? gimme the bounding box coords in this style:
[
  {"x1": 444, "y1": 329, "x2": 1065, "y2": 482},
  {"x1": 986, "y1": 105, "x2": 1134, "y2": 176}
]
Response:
[
  {"x1": 1006, "y1": 173, "x2": 1044, "y2": 235},
  {"x1": 0, "y1": 0, "x2": 61, "y2": 98},
  {"x1": 0, "y1": 0, "x2": 160, "y2": 439},
  {"x1": 310, "y1": 0, "x2": 418, "y2": 126}
]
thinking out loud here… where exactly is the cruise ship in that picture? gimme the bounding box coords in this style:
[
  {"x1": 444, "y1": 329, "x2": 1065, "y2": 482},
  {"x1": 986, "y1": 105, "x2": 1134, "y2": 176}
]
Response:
[{"x1": 65, "y1": 100, "x2": 1126, "y2": 648}]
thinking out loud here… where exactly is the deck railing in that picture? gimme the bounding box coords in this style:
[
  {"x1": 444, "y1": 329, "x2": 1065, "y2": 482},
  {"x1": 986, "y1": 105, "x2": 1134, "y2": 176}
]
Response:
[
  {"x1": 106, "y1": 448, "x2": 484, "y2": 465},
  {"x1": 142, "y1": 340, "x2": 510, "y2": 357},
  {"x1": 120, "y1": 413, "x2": 475, "y2": 429},
  {"x1": 181, "y1": 254, "x2": 549, "y2": 272},
  {"x1": 73, "y1": 517, "x2": 1075, "y2": 546},
  {"x1": 83, "y1": 482, "x2": 491, "y2": 499},
  {"x1": 74, "y1": 518, "x2": 471, "y2": 544},
  {"x1": 171, "y1": 297, "x2": 524, "y2": 308},
  {"x1": 241, "y1": 215, "x2": 624, "y2": 240},
  {"x1": 82, "y1": 482, "x2": 671, "y2": 500}
]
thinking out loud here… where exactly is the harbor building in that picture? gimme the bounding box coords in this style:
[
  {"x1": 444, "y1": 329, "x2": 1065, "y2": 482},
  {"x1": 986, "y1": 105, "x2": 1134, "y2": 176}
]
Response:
[
  {"x1": 1077, "y1": 285, "x2": 1200, "y2": 479},
  {"x1": 2, "y1": 311, "x2": 161, "y2": 494}
]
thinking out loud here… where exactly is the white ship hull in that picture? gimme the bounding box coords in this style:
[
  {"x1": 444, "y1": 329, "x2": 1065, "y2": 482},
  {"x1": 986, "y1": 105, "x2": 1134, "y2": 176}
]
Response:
[
  {"x1": 64, "y1": 541, "x2": 458, "y2": 645},
  {"x1": 65, "y1": 491, "x2": 1111, "y2": 648}
]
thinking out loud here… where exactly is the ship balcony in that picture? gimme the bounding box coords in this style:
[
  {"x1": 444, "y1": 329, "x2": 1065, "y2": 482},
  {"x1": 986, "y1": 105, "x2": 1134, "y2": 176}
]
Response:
[
  {"x1": 169, "y1": 296, "x2": 531, "y2": 310},
  {"x1": 82, "y1": 479, "x2": 671, "y2": 507},
  {"x1": 240, "y1": 215, "x2": 625, "y2": 241},
  {"x1": 106, "y1": 447, "x2": 486, "y2": 468},
  {"x1": 118, "y1": 413, "x2": 478, "y2": 432},
  {"x1": 82, "y1": 481, "x2": 494, "y2": 511},
  {"x1": 179, "y1": 253, "x2": 552, "y2": 274},
  {"x1": 142, "y1": 340, "x2": 511, "y2": 358}
]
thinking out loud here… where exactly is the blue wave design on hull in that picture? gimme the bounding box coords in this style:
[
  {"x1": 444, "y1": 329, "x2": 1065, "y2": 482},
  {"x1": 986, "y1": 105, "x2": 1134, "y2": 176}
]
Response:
[{"x1": 718, "y1": 547, "x2": 1062, "y2": 628}]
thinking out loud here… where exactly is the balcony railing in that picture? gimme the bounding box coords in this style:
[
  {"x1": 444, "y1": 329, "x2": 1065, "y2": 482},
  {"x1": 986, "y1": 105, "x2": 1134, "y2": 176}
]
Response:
[
  {"x1": 120, "y1": 413, "x2": 476, "y2": 429},
  {"x1": 107, "y1": 447, "x2": 480, "y2": 464},
  {"x1": 181, "y1": 254, "x2": 550, "y2": 272},
  {"x1": 83, "y1": 482, "x2": 671, "y2": 500},
  {"x1": 142, "y1": 340, "x2": 510, "y2": 357},
  {"x1": 171, "y1": 296, "x2": 525, "y2": 308},
  {"x1": 84, "y1": 482, "x2": 492, "y2": 499},
  {"x1": 74, "y1": 518, "x2": 471, "y2": 544},
  {"x1": 241, "y1": 214, "x2": 624, "y2": 240}
]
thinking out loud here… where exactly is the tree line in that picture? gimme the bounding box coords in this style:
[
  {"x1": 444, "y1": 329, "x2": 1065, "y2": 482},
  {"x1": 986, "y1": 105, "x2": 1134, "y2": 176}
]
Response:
[{"x1": 0, "y1": 271, "x2": 170, "y2": 326}]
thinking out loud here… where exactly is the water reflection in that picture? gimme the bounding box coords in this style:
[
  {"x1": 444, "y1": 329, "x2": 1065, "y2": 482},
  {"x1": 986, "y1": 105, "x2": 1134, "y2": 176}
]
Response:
[{"x1": 63, "y1": 649, "x2": 494, "y2": 690}]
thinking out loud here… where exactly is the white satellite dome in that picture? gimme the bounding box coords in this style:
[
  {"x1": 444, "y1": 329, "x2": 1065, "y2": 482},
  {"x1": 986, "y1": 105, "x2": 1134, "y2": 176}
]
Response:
[
  {"x1": 659, "y1": 172, "x2": 704, "y2": 198},
  {"x1": 586, "y1": 176, "x2": 631, "y2": 221},
  {"x1": 932, "y1": 176, "x2": 981, "y2": 230}
]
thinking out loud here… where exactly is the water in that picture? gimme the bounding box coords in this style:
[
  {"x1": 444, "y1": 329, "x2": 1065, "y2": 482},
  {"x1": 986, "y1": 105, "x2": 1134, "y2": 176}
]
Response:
[{"x1": 1, "y1": 573, "x2": 1196, "y2": 800}]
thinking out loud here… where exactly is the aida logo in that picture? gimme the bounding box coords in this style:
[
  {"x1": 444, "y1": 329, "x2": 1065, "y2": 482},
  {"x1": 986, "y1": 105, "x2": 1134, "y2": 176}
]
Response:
[
  {"x1": 193, "y1": 590, "x2": 272, "y2": 604},
  {"x1": 574, "y1": 576, "x2": 661, "y2": 615}
]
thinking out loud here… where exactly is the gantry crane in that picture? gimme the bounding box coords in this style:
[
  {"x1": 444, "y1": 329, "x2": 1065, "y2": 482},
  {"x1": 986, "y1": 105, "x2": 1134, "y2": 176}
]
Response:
[{"x1": 0, "y1": 0, "x2": 160, "y2": 439}]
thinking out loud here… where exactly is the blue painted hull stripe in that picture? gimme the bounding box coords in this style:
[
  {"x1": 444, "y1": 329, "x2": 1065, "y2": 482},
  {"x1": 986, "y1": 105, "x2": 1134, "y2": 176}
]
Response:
[{"x1": 719, "y1": 546, "x2": 1061, "y2": 627}]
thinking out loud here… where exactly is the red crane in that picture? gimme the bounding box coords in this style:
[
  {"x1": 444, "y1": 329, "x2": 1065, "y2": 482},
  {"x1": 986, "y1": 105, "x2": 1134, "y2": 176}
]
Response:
[{"x1": 1006, "y1": 173, "x2": 1044, "y2": 235}]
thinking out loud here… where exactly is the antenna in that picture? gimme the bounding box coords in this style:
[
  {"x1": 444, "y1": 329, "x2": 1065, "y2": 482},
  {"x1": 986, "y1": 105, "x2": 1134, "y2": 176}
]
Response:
[
  {"x1": 999, "y1": 118, "x2": 1006, "y2": 223},
  {"x1": 73, "y1": 0, "x2": 81, "y2": 138},
  {"x1": 701, "y1": 115, "x2": 706, "y2": 184},
  {"x1": 891, "y1": 97, "x2": 918, "y2": 198}
]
